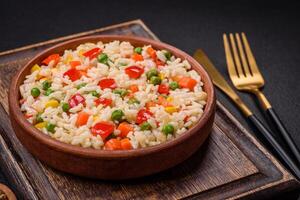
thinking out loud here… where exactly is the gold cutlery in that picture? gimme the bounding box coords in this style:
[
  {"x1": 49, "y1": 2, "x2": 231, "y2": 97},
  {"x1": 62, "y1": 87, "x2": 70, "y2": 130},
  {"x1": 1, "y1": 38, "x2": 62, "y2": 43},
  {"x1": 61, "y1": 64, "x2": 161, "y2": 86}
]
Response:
[
  {"x1": 193, "y1": 49, "x2": 300, "y2": 179},
  {"x1": 223, "y1": 33, "x2": 300, "y2": 165}
]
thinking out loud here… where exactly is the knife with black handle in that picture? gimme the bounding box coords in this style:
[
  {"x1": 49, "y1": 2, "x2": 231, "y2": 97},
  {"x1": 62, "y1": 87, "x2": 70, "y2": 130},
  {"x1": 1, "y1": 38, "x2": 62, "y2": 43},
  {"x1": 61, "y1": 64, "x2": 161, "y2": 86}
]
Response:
[{"x1": 193, "y1": 49, "x2": 300, "y2": 179}]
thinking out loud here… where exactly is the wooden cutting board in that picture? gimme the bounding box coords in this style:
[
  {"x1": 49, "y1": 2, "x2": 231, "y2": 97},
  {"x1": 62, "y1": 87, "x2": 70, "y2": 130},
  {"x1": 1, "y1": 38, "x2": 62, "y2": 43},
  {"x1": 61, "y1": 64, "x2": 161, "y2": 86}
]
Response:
[{"x1": 0, "y1": 19, "x2": 298, "y2": 200}]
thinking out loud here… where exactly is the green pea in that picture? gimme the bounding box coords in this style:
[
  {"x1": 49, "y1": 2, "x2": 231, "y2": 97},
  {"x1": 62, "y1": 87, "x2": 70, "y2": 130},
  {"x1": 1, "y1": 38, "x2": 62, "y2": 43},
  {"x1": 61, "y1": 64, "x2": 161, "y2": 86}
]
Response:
[
  {"x1": 76, "y1": 83, "x2": 87, "y2": 89},
  {"x1": 45, "y1": 88, "x2": 54, "y2": 96},
  {"x1": 140, "y1": 122, "x2": 152, "y2": 131},
  {"x1": 150, "y1": 76, "x2": 161, "y2": 85},
  {"x1": 128, "y1": 98, "x2": 140, "y2": 104},
  {"x1": 36, "y1": 113, "x2": 43, "y2": 123},
  {"x1": 97, "y1": 53, "x2": 109, "y2": 64},
  {"x1": 146, "y1": 69, "x2": 159, "y2": 80},
  {"x1": 113, "y1": 89, "x2": 128, "y2": 98},
  {"x1": 61, "y1": 102, "x2": 70, "y2": 112},
  {"x1": 42, "y1": 80, "x2": 51, "y2": 90},
  {"x1": 46, "y1": 123, "x2": 56, "y2": 133},
  {"x1": 111, "y1": 109, "x2": 124, "y2": 122},
  {"x1": 31, "y1": 87, "x2": 40, "y2": 97},
  {"x1": 163, "y1": 50, "x2": 172, "y2": 60},
  {"x1": 134, "y1": 47, "x2": 143, "y2": 54},
  {"x1": 169, "y1": 82, "x2": 179, "y2": 90},
  {"x1": 91, "y1": 91, "x2": 100, "y2": 98},
  {"x1": 162, "y1": 124, "x2": 175, "y2": 135}
]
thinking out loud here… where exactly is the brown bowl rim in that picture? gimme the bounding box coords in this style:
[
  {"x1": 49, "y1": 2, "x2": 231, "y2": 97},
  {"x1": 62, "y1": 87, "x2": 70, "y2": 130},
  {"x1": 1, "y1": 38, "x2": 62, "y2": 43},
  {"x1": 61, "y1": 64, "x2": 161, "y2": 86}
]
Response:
[{"x1": 9, "y1": 35, "x2": 215, "y2": 159}]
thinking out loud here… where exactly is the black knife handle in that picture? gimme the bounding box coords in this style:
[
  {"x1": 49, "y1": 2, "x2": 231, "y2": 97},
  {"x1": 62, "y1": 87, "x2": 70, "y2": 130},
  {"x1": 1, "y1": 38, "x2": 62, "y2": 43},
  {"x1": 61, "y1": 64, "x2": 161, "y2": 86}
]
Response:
[
  {"x1": 266, "y1": 108, "x2": 300, "y2": 164},
  {"x1": 248, "y1": 114, "x2": 300, "y2": 179}
]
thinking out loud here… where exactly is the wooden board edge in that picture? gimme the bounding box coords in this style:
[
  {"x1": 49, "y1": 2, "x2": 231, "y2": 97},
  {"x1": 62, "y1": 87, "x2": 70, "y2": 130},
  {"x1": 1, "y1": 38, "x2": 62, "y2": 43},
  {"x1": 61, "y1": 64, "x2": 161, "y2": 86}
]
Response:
[
  {"x1": 232, "y1": 178, "x2": 299, "y2": 199},
  {"x1": 0, "y1": 128, "x2": 38, "y2": 200},
  {"x1": 0, "y1": 19, "x2": 147, "y2": 57},
  {"x1": 0, "y1": 104, "x2": 62, "y2": 199},
  {"x1": 136, "y1": 19, "x2": 160, "y2": 41},
  {"x1": 216, "y1": 102, "x2": 300, "y2": 198}
]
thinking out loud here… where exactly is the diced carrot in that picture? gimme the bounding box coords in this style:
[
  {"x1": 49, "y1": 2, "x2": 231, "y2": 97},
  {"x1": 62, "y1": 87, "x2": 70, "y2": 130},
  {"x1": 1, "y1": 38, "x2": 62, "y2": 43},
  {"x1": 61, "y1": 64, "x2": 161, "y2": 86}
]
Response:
[
  {"x1": 147, "y1": 47, "x2": 157, "y2": 60},
  {"x1": 42, "y1": 54, "x2": 60, "y2": 66},
  {"x1": 157, "y1": 96, "x2": 166, "y2": 105},
  {"x1": 117, "y1": 122, "x2": 134, "y2": 138},
  {"x1": 178, "y1": 77, "x2": 197, "y2": 91},
  {"x1": 104, "y1": 139, "x2": 122, "y2": 150},
  {"x1": 25, "y1": 113, "x2": 33, "y2": 119},
  {"x1": 146, "y1": 101, "x2": 156, "y2": 109},
  {"x1": 155, "y1": 59, "x2": 164, "y2": 66},
  {"x1": 70, "y1": 61, "x2": 81, "y2": 68},
  {"x1": 147, "y1": 47, "x2": 155, "y2": 55},
  {"x1": 172, "y1": 75, "x2": 184, "y2": 82},
  {"x1": 80, "y1": 70, "x2": 88, "y2": 77},
  {"x1": 129, "y1": 84, "x2": 139, "y2": 93},
  {"x1": 132, "y1": 53, "x2": 144, "y2": 61},
  {"x1": 157, "y1": 96, "x2": 172, "y2": 107},
  {"x1": 76, "y1": 112, "x2": 90, "y2": 127},
  {"x1": 37, "y1": 75, "x2": 46, "y2": 80},
  {"x1": 120, "y1": 138, "x2": 132, "y2": 150}
]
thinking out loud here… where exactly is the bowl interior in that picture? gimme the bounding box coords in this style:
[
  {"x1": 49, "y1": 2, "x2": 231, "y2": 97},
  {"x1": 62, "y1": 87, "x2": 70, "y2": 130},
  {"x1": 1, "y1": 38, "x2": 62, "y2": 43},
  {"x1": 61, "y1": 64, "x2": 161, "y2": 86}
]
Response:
[{"x1": 9, "y1": 35, "x2": 215, "y2": 158}]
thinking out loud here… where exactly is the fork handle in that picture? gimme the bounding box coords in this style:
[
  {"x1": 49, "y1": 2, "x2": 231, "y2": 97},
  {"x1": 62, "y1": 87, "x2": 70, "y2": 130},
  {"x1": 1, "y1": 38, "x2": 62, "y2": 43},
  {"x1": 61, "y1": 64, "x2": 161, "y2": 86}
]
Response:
[
  {"x1": 253, "y1": 89, "x2": 300, "y2": 165},
  {"x1": 266, "y1": 108, "x2": 300, "y2": 164},
  {"x1": 248, "y1": 114, "x2": 300, "y2": 179}
]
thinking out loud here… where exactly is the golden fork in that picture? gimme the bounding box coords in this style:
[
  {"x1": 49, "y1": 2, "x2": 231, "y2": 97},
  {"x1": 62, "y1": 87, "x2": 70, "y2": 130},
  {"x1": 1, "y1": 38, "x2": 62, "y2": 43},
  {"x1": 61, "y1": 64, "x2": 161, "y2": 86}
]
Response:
[
  {"x1": 193, "y1": 49, "x2": 300, "y2": 179},
  {"x1": 223, "y1": 33, "x2": 300, "y2": 164}
]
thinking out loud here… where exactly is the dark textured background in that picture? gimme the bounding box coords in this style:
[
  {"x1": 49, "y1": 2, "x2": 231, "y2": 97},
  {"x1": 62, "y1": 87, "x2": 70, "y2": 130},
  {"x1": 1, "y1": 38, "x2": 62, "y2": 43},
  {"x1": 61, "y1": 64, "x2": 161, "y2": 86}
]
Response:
[{"x1": 0, "y1": 0, "x2": 299, "y2": 199}]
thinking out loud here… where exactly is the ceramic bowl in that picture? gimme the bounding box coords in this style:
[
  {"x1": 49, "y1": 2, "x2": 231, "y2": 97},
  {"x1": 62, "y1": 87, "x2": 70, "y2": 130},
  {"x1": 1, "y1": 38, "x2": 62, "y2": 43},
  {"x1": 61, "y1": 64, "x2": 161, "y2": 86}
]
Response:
[{"x1": 9, "y1": 35, "x2": 216, "y2": 179}]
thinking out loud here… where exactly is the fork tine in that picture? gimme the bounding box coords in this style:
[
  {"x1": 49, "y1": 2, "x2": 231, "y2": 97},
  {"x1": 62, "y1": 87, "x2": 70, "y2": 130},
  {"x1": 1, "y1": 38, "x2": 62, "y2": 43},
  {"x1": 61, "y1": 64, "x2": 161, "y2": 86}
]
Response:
[
  {"x1": 223, "y1": 34, "x2": 238, "y2": 79},
  {"x1": 241, "y1": 33, "x2": 262, "y2": 76},
  {"x1": 235, "y1": 33, "x2": 251, "y2": 76},
  {"x1": 229, "y1": 33, "x2": 244, "y2": 77}
]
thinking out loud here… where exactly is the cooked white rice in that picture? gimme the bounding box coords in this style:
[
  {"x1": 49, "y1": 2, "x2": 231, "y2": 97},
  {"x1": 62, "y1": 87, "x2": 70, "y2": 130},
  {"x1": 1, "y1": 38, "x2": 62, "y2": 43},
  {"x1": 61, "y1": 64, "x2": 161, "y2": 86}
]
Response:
[{"x1": 19, "y1": 40, "x2": 207, "y2": 150}]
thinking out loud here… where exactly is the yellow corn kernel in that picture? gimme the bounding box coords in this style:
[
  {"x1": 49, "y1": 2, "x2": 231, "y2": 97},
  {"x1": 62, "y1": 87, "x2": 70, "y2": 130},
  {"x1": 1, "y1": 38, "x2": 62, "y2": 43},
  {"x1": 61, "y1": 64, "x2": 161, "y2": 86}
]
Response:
[
  {"x1": 36, "y1": 75, "x2": 44, "y2": 80},
  {"x1": 31, "y1": 64, "x2": 41, "y2": 73},
  {"x1": 166, "y1": 96, "x2": 173, "y2": 102},
  {"x1": 159, "y1": 73, "x2": 165, "y2": 80},
  {"x1": 45, "y1": 100, "x2": 59, "y2": 108},
  {"x1": 64, "y1": 54, "x2": 73, "y2": 64},
  {"x1": 93, "y1": 116, "x2": 100, "y2": 122},
  {"x1": 165, "y1": 106, "x2": 177, "y2": 114},
  {"x1": 78, "y1": 49, "x2": 85, "y2": 56},
  {"x1": 35, "y1": 122, "x2": 47, "y2": 129}
]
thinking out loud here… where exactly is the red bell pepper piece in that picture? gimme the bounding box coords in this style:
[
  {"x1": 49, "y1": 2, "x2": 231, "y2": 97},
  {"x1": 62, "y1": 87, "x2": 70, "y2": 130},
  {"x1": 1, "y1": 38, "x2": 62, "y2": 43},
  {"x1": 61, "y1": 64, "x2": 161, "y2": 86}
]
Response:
[
  {"x1": 83, "y1": 48, "x2": 101, "y2": 59},
  {"x1": 136, "y1": 108, "x2": 153, "y2": 124},
  {"x1": 125, "y1": 66, "x2": 144, "y2": 79},
  {"x1": 94, "y1": 98, "x2": 112, "y2": 107},
  {"x1": 42, "y1": 54, "x2": 60, "y2": 66},
  {"x1": 158, "y1": 84, "x2": 169, "y2": 94},
  {"x1": 91, "y1": 122, "x2": 115, "y2": 140},
  {"x1": 63, "y1": 68, "x2": 82, "y2": 81},
  {"x1": 69, "y1": 94, "x2": 85, "y2": 108},
  {"x1": 98, "y1": 78, "x2": 117, "y2": 90}
]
